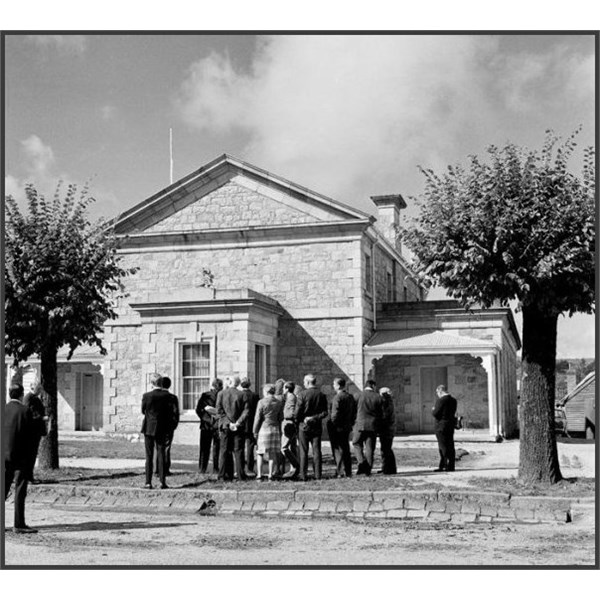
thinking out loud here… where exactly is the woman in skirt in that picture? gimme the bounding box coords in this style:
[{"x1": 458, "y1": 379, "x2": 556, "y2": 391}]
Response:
[{"x1": 253, "y1": 383, "x2": 284, "y2": 480}]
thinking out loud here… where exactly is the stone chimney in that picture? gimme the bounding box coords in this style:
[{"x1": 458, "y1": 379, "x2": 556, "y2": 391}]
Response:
[{"x1": 371, "y1": 194, "x2": 406, "y2": 253}]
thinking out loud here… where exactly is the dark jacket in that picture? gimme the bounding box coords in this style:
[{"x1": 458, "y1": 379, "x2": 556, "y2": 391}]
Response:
[
  {"x1": 4, "y1": 400, "x2": 32, "y2": 468},
  {"x1": 380, "y1": 393, "x2": 396, "y2": 436},
  {"x1": 355, "y1": 388, "x2": 383, "y2": 432},
  {"x1": 329, "y1": 390, "x2": 356, "y2": 432},
  {"x1": 195, "y1": 389, "x2": 219, "y2": 431},
  {"x1": 294, "y1": 387, "x2": 328, "y2": 435},
  {"x1": 141, "y1": 388, "x2": 174, "y2": 440},
  {"x1": 23, "y1": 392, "x2": 47, "y2": 439},
  {"x1": 283, "y1": 392, "x2": 297, "y2": 422},
  {"x1": 166, "y1": 392, "x2": 180, "y2": 434},
  {"x1": 432, "y1": 393, "x2": 457, "y2": 432},
  {"x1": 216, "y1": 387, "x2": 248, "y2": 431},
  {"x1": 241, "y1": 389, "x2": 260, "y2": 434}
]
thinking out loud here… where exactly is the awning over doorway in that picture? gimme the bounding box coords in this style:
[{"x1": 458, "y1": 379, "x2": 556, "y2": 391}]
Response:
[{"x1": 364, "y1": 329, "x2": 498, "y2": 356}]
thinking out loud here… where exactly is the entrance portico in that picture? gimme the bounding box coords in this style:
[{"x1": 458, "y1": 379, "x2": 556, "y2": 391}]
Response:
[{"x1": 363, "y1": 301, "x2": 521, "y2": 439}]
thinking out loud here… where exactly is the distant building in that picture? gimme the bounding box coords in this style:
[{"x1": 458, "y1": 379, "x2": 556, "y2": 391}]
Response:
[
  {"x1": 557, "y1": 371, "x2": 596, "y2": 438},
  {"x1": 6, "y1": 155, "x2": 520, "y2": 441}
]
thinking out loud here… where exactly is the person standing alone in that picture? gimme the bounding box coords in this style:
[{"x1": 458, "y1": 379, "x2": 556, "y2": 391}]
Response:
[
  {"x1": 432, "y1": 384, "x2": 458, "y2": 472},
  {"x1": 141, "y1": 373, "x2": 173, "y2": 489},
  {"x1": 4, "y1": 383, "x2": 37, "y2": 533}
]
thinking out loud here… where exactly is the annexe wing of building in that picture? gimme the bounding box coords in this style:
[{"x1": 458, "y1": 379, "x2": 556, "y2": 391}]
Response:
[{"x1": 109, "y1": 154, "x2": 374, "y2": 236}]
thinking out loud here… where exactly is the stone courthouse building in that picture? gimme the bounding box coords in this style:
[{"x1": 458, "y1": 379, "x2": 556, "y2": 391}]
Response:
[{"x1": 7, "y1": 155, "x2": 520, "y2": 441}]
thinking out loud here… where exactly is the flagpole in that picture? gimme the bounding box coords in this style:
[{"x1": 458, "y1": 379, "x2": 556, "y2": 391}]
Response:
[{"x1": 169, "y1": 128, "x2": 174, "y2": 185}]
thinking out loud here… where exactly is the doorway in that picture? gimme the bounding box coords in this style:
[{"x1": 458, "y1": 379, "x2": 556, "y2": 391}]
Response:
[
  {"x1": 419, "y1": 366, "x2": 448, "y2": 433},
  {"x1": 77, "y1": 372, "x2": 103, "y2": 430}
]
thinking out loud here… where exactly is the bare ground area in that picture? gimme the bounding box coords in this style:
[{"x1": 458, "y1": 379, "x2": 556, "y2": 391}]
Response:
[
  {"x1": 3, "y1": 503, "x2": 595, "y2": 566},
  {"x1": 34, "y1": 436, "x2": 596, "y2": 496}
]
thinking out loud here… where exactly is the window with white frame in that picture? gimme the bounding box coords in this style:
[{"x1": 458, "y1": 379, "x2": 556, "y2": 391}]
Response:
[{"x1": 180, "y1": 342, "x2": 211, "y2": 410}]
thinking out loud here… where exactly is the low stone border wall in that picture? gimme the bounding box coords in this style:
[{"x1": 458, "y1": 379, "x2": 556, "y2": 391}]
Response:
[{"x1": 20, "y1": 484, "x2": 595, "y2": 525}]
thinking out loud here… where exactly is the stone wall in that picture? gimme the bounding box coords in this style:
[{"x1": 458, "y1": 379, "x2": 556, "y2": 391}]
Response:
[{"x1": 144, "y1": 181, "x2": 321, "y2": 233}]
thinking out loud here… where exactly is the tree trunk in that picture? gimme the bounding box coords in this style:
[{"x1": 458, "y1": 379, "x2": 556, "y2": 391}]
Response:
[
  {"x1": 38, "y1": 345, "x2": 60, "y2": 470},
  {"x1": 518, "y1": 305, "x2": 562, "y2": 484}
]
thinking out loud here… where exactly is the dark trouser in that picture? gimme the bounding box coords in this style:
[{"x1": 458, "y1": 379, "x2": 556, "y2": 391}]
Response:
[
  {"x1": 28, "y1": 434, "x2": 42, "y2": 482},
  {"x1": 327, "y1": 422, "x2": 352, "y2": 477},
  {"x1": 245, "y1": 433, "x2": 256, "y2": 473},
  {"x1": 298, "y1": 427, "x2": 322, "y2": 480},
  {"x1": 352, "y1": 430, "x2": 377, "y2": 475},
  {"x1": 155, "y1": 433, "x2": 173, "y2": 475},
  {"x1": 218, "y1": 429, "x2": 246, "y2": 480},
  {"x1": 435, "y1": 428, "x2": 455, "y2": 471},
  {"x1": 5, "y1": 461, "x2": 29, "y2": 528},
  {"x1": 379, "y1": 433, "x2": 397, "y2": 474},
  {"x1": 145, "y1": 434, "x2": 166, "y2": 485},
  {"x1": 198, "y1": 428, "x2": 220, "y2": 473},
  {"x1": 281, "y1": 421, "x2": 299, "y2": 472}
]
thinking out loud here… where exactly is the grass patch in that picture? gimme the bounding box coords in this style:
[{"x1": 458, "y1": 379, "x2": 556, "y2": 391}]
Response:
[{"x1": 463, "y1": 476, "x2": 596, "y2": 497}]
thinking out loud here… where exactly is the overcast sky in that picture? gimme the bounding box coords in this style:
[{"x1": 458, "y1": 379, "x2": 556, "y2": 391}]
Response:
[{"x1": 3, "y1": 33, "x2": 596, "y2": 358}]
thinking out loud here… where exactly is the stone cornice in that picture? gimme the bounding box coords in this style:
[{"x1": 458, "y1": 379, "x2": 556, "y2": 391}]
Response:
[
  {"x1": 117, "y1": 219, "x2": 372, "y2": 251},
  {"x1": 130, "y1": 288, "x2": 285, "y2": 321}
]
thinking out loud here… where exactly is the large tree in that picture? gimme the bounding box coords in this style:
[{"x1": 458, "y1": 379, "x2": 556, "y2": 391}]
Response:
[
  {"x1": 401, "y1": 130, "x2": 595, "y2": 484},
  {"x1": 4, "y1": 183, "x2": 137, "y2": 469}
]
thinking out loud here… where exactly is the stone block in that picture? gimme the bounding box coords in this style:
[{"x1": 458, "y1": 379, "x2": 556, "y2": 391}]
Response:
[
  {"x1": 287, "y1": 501, "x2": 305, "y2": 511},
  {"x1": 251, "y1": 501, "x2": 267, "y2": 511},
  {"x1": 427, "y1": 512, "x2": 452, "y2": 522},
  {"x1": 477, "y1": 515, "x2": 492, "y2": 523},
  {"x1": 479, "y1": 505, "x2": 498, "y2": 517},
  {"x1": 266, "y1": 500, "x2": 291, "y2": 512},
  {"x1": 386, "y1": 509, "x2": 409, "y2": 519},
  {"x1": 425, "y1": 501, "x2": 447, "y2": 513},
  {"x1": 404, "y1": 497, "x2": 427, "y2": 510},
  {"x1": 515, "y1": 508, "x2": 536, "y2": 521},
  {"x1": 461, "y1": 503, "x2": 481, "y2": 515},
  {"x1": 451, "y1": 513, "x2": 477, "y2": 524},
  {"x1": 367, "y1": 502, "x2": 385, "y2": 513},
  {"x1": 405, "y1": 509, "x2": 428, "y2": 519}
]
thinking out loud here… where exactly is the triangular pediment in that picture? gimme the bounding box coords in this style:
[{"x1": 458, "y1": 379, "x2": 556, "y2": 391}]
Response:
[{"x1": 113, "y1": 155, "x2": 370, "y2": 234}]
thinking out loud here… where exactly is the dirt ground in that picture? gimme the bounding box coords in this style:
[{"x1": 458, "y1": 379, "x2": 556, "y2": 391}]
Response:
[{"x1": 3, "y1": 503, "x2": 595, "y2": 567}]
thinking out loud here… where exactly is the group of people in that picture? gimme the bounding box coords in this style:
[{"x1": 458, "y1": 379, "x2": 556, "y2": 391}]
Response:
[
  {"x1": 4, "y1": 382, "x2": 48, "y2": 534},
  {"x1": 141, "y1": 370, "x2": 458, "y2": 486}
]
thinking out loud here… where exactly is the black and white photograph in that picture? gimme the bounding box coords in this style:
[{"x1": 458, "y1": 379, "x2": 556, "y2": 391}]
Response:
[{"x1": 1, "y1": 11, "x2": 597, "y2": 574}]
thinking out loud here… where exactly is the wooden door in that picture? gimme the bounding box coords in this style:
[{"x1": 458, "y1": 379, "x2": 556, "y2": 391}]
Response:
[
  {"x1": 419, "y1": 367, "x2": 448, "y2": 433},
  {"x1": 79, "y1": 372, "x2": 103, "y2": 430}
]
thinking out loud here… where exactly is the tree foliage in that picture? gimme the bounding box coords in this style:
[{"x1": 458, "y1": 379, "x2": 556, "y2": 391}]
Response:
[
  {"x1": 400, "y1": 130, "x2": 595, "y2": 484},
  {"x1": 401, "y1": 129, "x2": 595, "y2": 316},
  {"x1": 4, "y1": 182, "x2": 138, "y2": 468}
]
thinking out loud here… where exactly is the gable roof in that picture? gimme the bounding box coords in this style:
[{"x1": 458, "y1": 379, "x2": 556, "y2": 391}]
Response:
[{"x1": 111, "y1": 154, "x2": 372, "y2": 234}]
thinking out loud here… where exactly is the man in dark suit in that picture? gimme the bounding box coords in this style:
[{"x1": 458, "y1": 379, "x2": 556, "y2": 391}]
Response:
[
  {"x1": 195, "y1": 378, "x2": 223, "y2": 474},
  {"x1": 158, "y1": 376, "x2": 179, "y2": 476},
  {"x1": 240, "y1": 377, "x2": 260, "y2": 477},
  {"x1": 432, "y1": 384, "x2": 458, "y2": 472},
  {"x1": 378, "y1": 387, "x2": 397, "y2": 475},
  {"x1": 141, "y1": 373, "x2": 173, "y2": 489},
  {"x1": 294, "y1": 374, "x2": 328, "y2": 481},
  {"x1": 327, "y1": 377, "x2": 356, "y2": 478},
  {"x1": 352, "y1": 380, "x2": 382, "y2": 476},
  {"x1": 216, "y1": 375, "x2": 248, "y2": 481},
  {"x1": 23, "y1": 383, "x2": 47, "y2": 483},
  {"x1": 4, "y1": 383, "x2": 37, "y2": 533}
]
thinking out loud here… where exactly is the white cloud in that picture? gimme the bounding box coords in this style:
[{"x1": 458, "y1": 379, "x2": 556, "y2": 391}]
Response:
[
  {"x1": 175, "y1": 35, "x2": 594, "y2": 212},
  {"x1": 25, "y1": 34, "x2": 87, "y2": 55},
  {"x1": 4, "y1": 135, "x2": 120, "y2": 219},
  {"x1": 100, "y1": 104, "x2": 118, "y2": 121}
]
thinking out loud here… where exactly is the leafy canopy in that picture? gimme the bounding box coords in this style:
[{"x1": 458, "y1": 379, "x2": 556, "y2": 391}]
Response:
[
  {"x1": 5, "y1": 182, "x2": 138, "y2": 362},
  {"x1": 401, "y1": 130, "x2": 595, "y2": 317}
]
